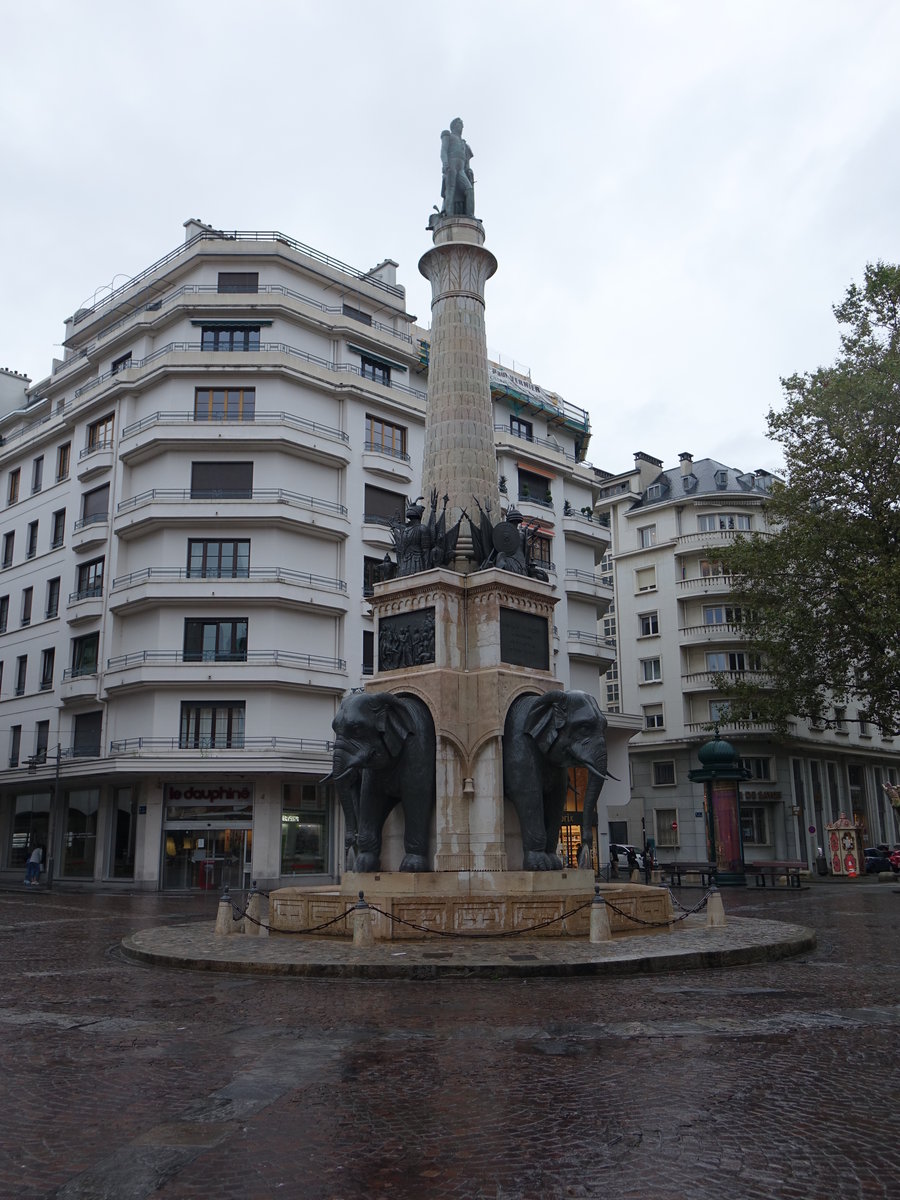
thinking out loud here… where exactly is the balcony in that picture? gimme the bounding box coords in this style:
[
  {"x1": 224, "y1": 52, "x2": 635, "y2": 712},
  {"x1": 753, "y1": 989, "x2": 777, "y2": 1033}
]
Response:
[
  {"x1": 119, "y1": 411, "x2": 352, "y2": 469},
  {"x1": 107, "y1": 734, "x2": 334, "y2": 767},
  {"x1": 494, "y1": 423, "x2": 577, "y2": 465},
  {"x1": 361, "y1": 442, "x2": 414, "y2": 484},
  {"x1": 516, "y1": 496, "x2": 556, "y2": 526},
  {"x1": 108, "y1": 567, "x2": 349, "y2": 614},
  {"x1": 676, "y1": 573, "x2": 734, "y2": 597},
  {"x1": 67, "y1": 585, "x2": 104, "y2": 624},
  {"x1": 104, "y1": 649, "x2": 348, "y2": 693},
  {"x1": 114, "y1": 488, "x2": 349, "y2": 541},
  {"x1": 679, "y1": 622, "x2": 744, "y2": 646},
  {"x1": 361, "y1": 514, "x2": 395, "y2": 552},
  {"x1": 681, "y1": 670, "x2": 766, "y2": 694},
  {"x1": 59, "y1": 666, "x2": 99, "y2": 703},
  {"x1": 674, "y1": 529, "x2": 761, "y2": 556},
  {"x1": 562, "y1": 512, "x2": 611, "y2": 549},
  {"x1": 566, "y1": 629, "x2": 617, "y2": 670},
  {"x1": 72, "y1": 514, "x2": 110, "y2": 553},
  {"x1": 563, "y1": 569, "x2": 613, "y2": 610},
  {"x1": 685, "y1": 719, "x2": 796, "y2": 739},
  {"x1": 77, "y1": 442, "x2": 115, "y2": 481}
]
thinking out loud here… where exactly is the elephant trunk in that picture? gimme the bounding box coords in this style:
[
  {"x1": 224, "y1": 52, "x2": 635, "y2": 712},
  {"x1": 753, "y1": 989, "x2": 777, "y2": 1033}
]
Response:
[{"x1": 578, "y1": 768, "x2": 607, "y2": 868}]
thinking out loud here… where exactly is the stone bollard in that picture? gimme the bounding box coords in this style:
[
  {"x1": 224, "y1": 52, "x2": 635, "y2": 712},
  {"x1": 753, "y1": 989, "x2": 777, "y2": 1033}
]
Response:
[
  {"x1": 706, "y1": 886, "x2": 726, "y2": 928},
  {"x1": 244, "y1": 883, "x2": 269, "y2": 938},
  {"x1": 215, "y1": 887, "x2": 237, "y2": 936},
  {"x1": 589, "y1": 886, "x2": 612, "y2": 943},
  {"x1": 352, "y1": 891, "x2": 375, "y2": 948}
]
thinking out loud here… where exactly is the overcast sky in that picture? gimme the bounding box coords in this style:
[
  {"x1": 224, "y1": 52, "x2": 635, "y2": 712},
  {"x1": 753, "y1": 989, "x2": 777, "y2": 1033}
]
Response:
[{"x1": 3, "y1": 0, "x2": 898, "y2": 477}]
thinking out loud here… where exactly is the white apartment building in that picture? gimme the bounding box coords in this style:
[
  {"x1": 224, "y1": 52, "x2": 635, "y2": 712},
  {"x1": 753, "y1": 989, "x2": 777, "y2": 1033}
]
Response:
[
  {"x1": 597, "y1": 451, "x2": 900, "y2": 867},
  {"x1": 0, "y1": 221, "x2": 622, "y2": 891}
]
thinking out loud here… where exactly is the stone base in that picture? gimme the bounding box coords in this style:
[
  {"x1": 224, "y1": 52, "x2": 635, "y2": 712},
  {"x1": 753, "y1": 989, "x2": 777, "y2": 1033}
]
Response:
[{"x1": 269, "y1": 873, "x2": 673, "y2": 941}]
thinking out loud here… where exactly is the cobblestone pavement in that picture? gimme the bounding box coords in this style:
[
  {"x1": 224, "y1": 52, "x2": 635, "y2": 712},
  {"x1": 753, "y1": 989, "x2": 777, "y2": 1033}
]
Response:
[{"x1": 0, "y1": 880, "x2": 897, "y2": 1200}]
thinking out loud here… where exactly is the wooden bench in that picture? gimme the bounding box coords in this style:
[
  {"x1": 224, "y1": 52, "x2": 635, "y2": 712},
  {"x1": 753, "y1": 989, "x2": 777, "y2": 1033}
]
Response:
[
  {"x1": 663, "y1": 861, "x2": 717, "y2": 887},
  {"x1": 746, "y1": 860, "x2": 805, "y2": 888}
]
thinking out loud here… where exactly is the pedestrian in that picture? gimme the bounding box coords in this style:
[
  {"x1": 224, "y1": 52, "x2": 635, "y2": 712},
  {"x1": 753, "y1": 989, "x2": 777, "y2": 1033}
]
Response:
[
  {"x1": 24, "y1": 845, "x2": 42, "y2": 886},
  {"x1": 609, "y1": 847, "x2": 619, "y2": 879}
]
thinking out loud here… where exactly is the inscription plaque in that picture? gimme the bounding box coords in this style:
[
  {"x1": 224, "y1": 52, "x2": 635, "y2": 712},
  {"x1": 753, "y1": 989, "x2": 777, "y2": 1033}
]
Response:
[
  {"x1": 500, "y1": 608, "x2": 549, "y2": 670},
  {"x1": 378, "y1": 607, "x2": 436, "y2": 671}
]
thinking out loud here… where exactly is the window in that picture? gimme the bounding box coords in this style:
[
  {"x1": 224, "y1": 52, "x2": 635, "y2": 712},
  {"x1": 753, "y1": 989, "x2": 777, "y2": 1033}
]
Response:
[
  {"x1": 531, "y1": 533, "x2": 553, "y2": 570},
  {"x1": 510, "y1": 416, "x2": 533, "y2": 440},
  {"x1": 63, "y1": 788, "x2": 99, "y2": 876},
  {"x1": 26, "y1": 521, "x2": 38, "y2": 559},
  {"x1": 218, "y1": 271, "x2": 259, "y2": 294},
  {"x1": 709, "y1": 700, "x2": 729, "y2": 723},
  {"x1": 518, "y1": 468, "x2": 552, "y2": 505},
  {"x1": 2, "y1": 532, "x2": 13, "y2": 568},
  {"x1": 39, "y1": 648, "x2": 54, "y2": 691},
  {"x1": 699, "y1": 558, "x2": 724, "y2": 577},
  {"x1": 360, "y1": 355, "x2": 390, "y2": 386},
  {"x1": 728, "y1": 651, "x2": 759, "y2": 672},
  {"x1": 31, "y1": 456, "x2": 43, "y2": 494},
  {"x1": 739, "y1": 757, "x2": 772, "y2": 780},
  {"x1": 183, "y1": 618, "x2": 248, "y2": 662},
  {"x1": 652, "y1": 761, "x2": 676, "y2": 786},
  {"x1": 702, "y1": 604, "x2": 744, "y2": 625},
  {"x1": 87, "y1": 413, "x2": 115, "y2": 450},
  {"x1": 21, "y1": 587, "x2": 32, "y2": 627},
  {"x1": 179, "y1": 701, "x2": 245, "y2": 749},
  {"x1": 646, "y1": 483, "x2": 662, "y2": 501},
  {"x1": 834, "y1": 707, "x2": 847, "y2": 732},
  {"x1": 858, "y1": 715, "x2": 871, "y2": 737},
  {"x1": 363, "y1": 556, "x2": 383, "y2": 597},
  {"x1": 51, "y1": 509, "x2": 66, "y2": 548},
  {"x1": 706, "y1": 652, "x2": 728, "y2": 672},
  {"x1": 81, "y1": 484, "x2": 110, "y2": 524},
  {"x1": 72, "y1": 711, "x2": 102, "y2": 757},
  {"x1": 76, "y1": 557, "x2": 105, "y2": 599},
  {"x1": 640, "y1": 657, "x2": 662, "y2": 683},
  {"x1": 281, "y1": 782, "x2": 329, "y2": 874},
  {"x1": 655, "y1": 808, "x2": 679, "y2": 846},
  {"x1": 638, "y1": 524, "x2": 657, "y2": 548},
  {"x1": 740, "y1": 807, "x2": 769, "y2": 846},
  {"x1": 193, "y1": 387, "x2": 256, "y2": 421},
  {"x1": 698, "y1": 513, "x2": 751, "y2": 532},
  {"x1": 111, "y1": 352, "x2": 132, "y2": 373},
  {"x1": 365, "y1": 414, "x2": 407, "y2": 458},
  {"x1": 342, "y1": 302, "x2": 371, "y2": 324},
  {"x1": 34, "y1": 720, "x2": 50, "y2": 761},
  {"x1": 15, "y1": 655, "x2": 27, "y2": 696},
  {"x1": 190, "y1": 462, "x2": 253, "y2": 499},
  {"x1": 643, "y1": 704, "x2": 664, "y2": 730},
  {"x1": 71, "y1": 632, "x2": 99, "y2": 677},
  {"x1": 10, "y1": 725, "x2": 21, "y2": 768},
  {"x1": 45, "y1": 578, "x2": 60, "y2": 619},
  {"x1": 187, "y1": 539, "x2": 250, "y2": 578},
  {"x1": 639, "y1": 612, "x2": 659, "y2": 637},
  {"x1": 7, "y1": 468, "x2": 20, "y2": 505},
  {"x1": 0, "y1": 594, "x2": 8, "y2": 631},
  {"x1": 201, "y1": 325, "x2": 260, "y2": 351},
  {"x1": 363, "y1": 629, "x2": 374, "y2": 675},
  {"x1": 110, "y1": 786, "x2": 138, "y2": 878},
  {"x1": 56, "y1": 442, "x2": 71, "y2": 481},
  {"x1": 635, "y1": 566, "x2": 656, "y2": 593},
  {"x1": 364, "y1": 483, "x2": 405, "y2": 524},
  {"x1": 714, "y1": 470, "x2": 728, "y2": 488},
  {"x1": 605, "y1": 662, "x2": 620, "y2": 713}
]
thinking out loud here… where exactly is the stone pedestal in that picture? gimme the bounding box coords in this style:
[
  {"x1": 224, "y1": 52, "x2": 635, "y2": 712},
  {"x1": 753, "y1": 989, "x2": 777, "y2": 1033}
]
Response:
[{"x1": 370, "y1": 566, "x2": 559, "y2": 872}]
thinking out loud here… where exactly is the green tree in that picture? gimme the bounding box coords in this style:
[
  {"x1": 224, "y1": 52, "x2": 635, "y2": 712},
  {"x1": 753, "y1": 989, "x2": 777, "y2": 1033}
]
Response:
[{"x1": 719, "y1": 262, "x2": 900, "y2": 736}]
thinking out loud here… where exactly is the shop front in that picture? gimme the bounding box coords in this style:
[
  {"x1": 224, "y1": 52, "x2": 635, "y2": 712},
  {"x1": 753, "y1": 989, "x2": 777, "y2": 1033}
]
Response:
[{"x1": 162, "y1": 783, "x2": 254, "y2": 891}]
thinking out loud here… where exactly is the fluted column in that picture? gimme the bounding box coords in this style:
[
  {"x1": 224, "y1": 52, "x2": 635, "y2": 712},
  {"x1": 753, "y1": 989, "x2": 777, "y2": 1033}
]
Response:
[{"x1": 418, "y1": 216, "x2": 500, "y2": 563}]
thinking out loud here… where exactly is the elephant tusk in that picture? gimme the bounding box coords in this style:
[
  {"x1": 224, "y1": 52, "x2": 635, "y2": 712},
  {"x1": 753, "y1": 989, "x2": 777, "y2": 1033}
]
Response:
[{"x1": 584, "y1": 763, "x2": 621, "y2": 783}]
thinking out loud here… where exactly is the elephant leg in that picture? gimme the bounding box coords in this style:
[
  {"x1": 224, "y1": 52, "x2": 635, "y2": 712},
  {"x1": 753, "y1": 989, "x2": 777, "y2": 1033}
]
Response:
[
  {"x1": 542, "y1": 770, "x2": 567, "y2": 867},
  {"x1": 354, "y1": 776, "x2": 393, "y2": 873},
  {"x1": 399, "y1": 786, "x2": 432, "y2": 873}
]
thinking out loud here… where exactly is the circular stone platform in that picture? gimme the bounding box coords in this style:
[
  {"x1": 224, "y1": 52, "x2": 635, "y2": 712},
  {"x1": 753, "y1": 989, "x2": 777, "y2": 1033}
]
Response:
[{"x1": 120, "y1": 915, "x2": 815, "y2": 979}]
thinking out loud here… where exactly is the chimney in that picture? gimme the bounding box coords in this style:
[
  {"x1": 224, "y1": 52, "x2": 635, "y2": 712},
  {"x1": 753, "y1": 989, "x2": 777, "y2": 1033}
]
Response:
[{"x1": 679, "y1": 451, "x2": 693, "y2": 477}]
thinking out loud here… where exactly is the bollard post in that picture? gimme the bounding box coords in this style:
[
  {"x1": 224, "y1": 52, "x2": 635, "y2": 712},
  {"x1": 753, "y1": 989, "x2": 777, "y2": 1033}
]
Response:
[
  {"x1": 245, "y1": 881, "x2": 269, "y2": 938},
  {"x1": 215, "y1": 885, "x2": 236, "y2": 936},
  {"x1": 706, "y1": 885, "x2": 726, "y2": 928},
  {"x1": 589, "y1": 885, "x2": 612, "y2": 943},
  {"x1": 352, "y1": 890, "x2": 375, "y2": 948}
]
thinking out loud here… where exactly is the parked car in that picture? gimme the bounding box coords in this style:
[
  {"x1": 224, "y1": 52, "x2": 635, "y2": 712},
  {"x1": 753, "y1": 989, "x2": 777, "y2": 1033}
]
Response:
[
  {"x1": 863, "y1": 846, "x2": 895, "y2": 874},
  {"x1": 609, "y1": 844, "x2": 645, "y2": 871}
]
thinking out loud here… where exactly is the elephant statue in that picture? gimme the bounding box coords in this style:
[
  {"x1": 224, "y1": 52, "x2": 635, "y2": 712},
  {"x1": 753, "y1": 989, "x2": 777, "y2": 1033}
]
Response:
[
  {"x1": 502, "y1": 690, "x2": 613, "y2": 871},
  {"x1": 324, "y1": 691, "x2": 436, "y2": 873}
]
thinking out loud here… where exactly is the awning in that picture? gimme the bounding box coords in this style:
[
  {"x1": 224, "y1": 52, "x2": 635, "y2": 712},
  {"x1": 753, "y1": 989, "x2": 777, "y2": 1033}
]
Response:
[{"x1": 348, "y1": 344, "x2": 408, "y2": 373}]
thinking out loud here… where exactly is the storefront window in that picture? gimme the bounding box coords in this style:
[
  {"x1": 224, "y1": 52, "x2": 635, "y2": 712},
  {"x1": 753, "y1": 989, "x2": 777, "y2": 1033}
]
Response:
[
  {"x1": 110, "y1": 787, "x2": 137, "y2": 878},
  {"x1": 282, "y1": 783, "x2": 330, "y2": 875},
  {"x1": 9, "y1": 792, "x2": 50, "y2": 870},
  {"x1": 62, "y1": 789, "x2": 99, "y2": 877}
]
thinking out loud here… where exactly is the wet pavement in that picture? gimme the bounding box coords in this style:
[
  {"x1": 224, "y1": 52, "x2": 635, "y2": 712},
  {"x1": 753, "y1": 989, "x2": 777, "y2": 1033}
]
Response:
[{"x1": 1, "y1": 879, "x2": 897, "y2": 1199}]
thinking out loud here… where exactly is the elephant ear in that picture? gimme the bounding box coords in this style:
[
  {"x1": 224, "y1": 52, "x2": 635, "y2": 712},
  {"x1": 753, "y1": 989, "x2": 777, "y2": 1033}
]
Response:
[
  {"x1": 375, "y1": 696, "x2": 416, "y2": 758},
  {"x1": 523, "y1": 691, "x2": 569, "y2": 753}
]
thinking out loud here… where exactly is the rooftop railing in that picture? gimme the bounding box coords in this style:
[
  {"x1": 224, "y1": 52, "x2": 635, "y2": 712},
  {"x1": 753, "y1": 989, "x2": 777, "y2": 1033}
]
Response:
[{"x1": 494, "y1": 423, "x2": 578, "y2": 463}]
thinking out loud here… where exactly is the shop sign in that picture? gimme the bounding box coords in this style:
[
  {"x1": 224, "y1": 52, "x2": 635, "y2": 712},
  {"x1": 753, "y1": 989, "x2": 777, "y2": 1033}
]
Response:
[
  {"x1": 165, "y1": 783, "x2": 254, "y2": 803},
  {"x1": 742, "y1": 790, "x2": 782, "y2": 800}
]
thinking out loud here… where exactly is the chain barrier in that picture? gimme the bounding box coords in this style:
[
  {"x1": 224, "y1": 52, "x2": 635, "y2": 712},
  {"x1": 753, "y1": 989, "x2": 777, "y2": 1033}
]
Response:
[{"x1": 602, "y1": 887, "x2": 715, "y2": 928}]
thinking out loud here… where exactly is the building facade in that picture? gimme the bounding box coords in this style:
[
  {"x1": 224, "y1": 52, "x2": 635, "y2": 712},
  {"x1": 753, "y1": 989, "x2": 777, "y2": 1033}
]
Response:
[
  {"x1": 596, "y1": 451, "x2": 900, "y2": 867},
  {"x1": 0, "y1": 221, "x2": 622, "y2": 890}
]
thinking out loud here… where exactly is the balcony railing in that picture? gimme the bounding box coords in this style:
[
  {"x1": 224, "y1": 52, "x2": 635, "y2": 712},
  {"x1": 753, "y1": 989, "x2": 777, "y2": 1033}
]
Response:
[
  {"x1": 108, "y1": 735, "x2": 334, "y2": 754},
  {"x1": 72, "y1": 342, "x2": 427, "y2": 403},
  {"x1": 62, "y1": 665, "x2": 98, "y2": 680},
  {"x1": 363, "y1": 440, "x2": 410, "y2": 462},
  {"x1": 679, "y1": 622, "x2": 744, "y2": 640},
  {"x1": 682, "y1": 670, "x2": 766, "y2": 689},
  {"x1": 564, "y1": 568, "x2": 609, "y2": 587},
  {"x1": 494, "y1": 423, "x2": 578, "y2": 463},
  {"x1": 74, "y1": 512, "x2": 109, "y2": 531},
  {"x1": 116, "y1": 487, "x2": 348, "y2": 518},
  {"x1": 685, "y1": 719, "x2": 796, "y2": 737},
  {"x1": 121, "y1": 409, "x2": 349, "y2": 444},
  {"x1": 676, "y1": 574, "x2": 735, "y2": 592},
  {"x1": 111, "y1": 566, "x2": 347, "y2": 593},
  {"x1": 106, "y1": 649, "x2": 347, "y2": 672},
  {"x1": 566, "y1": 630, "x2": 617, "y2": 651},
  {"x1": 69, "y1": 584, "x2": 104, "y2": 603}
]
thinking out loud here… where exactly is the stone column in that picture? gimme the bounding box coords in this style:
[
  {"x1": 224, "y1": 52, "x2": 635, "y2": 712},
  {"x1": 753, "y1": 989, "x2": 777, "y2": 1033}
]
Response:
[{"x1": 418, "y1": 216, "x2": 501, "y2": 565}]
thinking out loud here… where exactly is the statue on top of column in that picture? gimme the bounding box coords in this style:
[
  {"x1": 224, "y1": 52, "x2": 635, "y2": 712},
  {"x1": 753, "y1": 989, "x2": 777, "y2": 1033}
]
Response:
[{"x1": 440, "y1": 118, "x2": 475, "y2": 218}]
